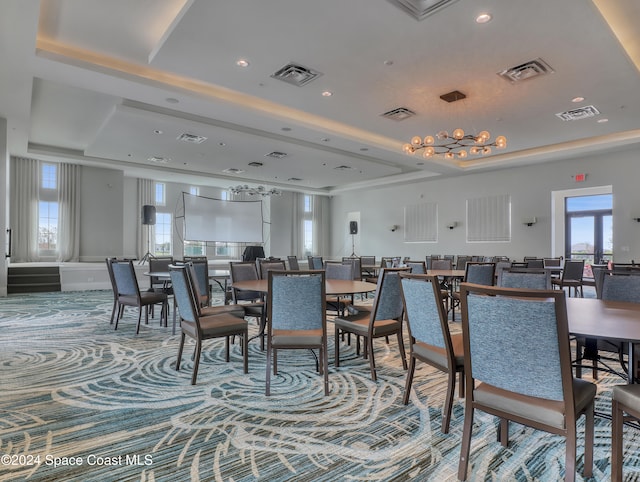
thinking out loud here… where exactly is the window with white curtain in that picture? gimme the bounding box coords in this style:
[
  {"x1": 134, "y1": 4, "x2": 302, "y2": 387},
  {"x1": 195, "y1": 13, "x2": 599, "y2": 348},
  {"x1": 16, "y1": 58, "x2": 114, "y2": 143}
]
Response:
[
  {"x1": 466, "y1": 194, "x2": 512, "y2": 242},
  {"x1": 155, "y1": 182, "x2": 166, "y2": 206},
  {"x1": 302, "y1": 194, "x2": 313, "y2": 256},
  {"x1": 38, "y1": 163, "x2": 58, "y2": 256},
  {"x1": 404, "y1": 202, "x2": 438, "y2": 242}
]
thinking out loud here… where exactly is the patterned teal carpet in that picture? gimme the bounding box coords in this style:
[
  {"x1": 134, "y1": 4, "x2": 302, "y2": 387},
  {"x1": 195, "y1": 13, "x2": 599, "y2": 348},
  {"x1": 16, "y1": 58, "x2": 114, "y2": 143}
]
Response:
[{"x1": 0, "y1": 290, "x2": 634, "y2": 481}]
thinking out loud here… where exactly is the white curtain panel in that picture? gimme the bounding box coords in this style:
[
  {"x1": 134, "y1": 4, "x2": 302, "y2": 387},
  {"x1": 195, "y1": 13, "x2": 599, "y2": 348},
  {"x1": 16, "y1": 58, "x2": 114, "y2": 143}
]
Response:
[
  {"x1": 57, "y1": 163, "x2": 80, "y2": 262},
  {"x1": 9, "y1": 157, "x2": 40, "y2": 262},
  {"x1": 312, "y1": 195, "x2": 330, "y2": 258}
]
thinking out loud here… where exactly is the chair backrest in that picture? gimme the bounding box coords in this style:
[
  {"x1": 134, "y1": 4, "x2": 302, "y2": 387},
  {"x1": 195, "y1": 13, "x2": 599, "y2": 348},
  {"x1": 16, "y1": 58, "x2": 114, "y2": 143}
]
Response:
[
  {"x1": 381, "y1": 256, "x2": 395, "y2": 268},
  {"x1": 268, "y1": 270, "x2": 326, "y2": 331},
  {"x1": 342, "y1": 257, "x2": 362, "y2": 280},
  {"x1": 400, "y1": 273, "x2": 451, "y2": 363},
  {"x1": 543, "y1": 257, "x2": 562, "y2": 268},
  {"x1": 455, "y1": 256, "x2": 471, "y2": 271},
  {"x1": 105, "y1": 257, "x2": 117, "y2": 293},
  {"x1": 500, "y1": 269, "x2": 551, "y2": 290},
  {"x1": 493, "y1": 260, "x2": 512, "y2": 286},
  {"x1": 325, "y1": 262, "x2": 353, "y2": 280},
  {"x1": 460, "y1": 283, "x2": 572, "y2": 403},
  {"x1": 601, "y1": 272, "x2": 640, "y2": 303},
  {"x1": 111, "y1": 259, "x2": 141, "y2": 299},
  {"x1": 360, "y1": 256, "x2": 376, "y2": 267},
  {"x1": 287, "y1": 256, "x2": 300, "y2": 270},
  {"x1": 526, "y1": 259, "x2": 544, "y2": 269},
  {"x1": 169, "y1": 264, "x2": 200, "y2": 326},
  {"x1": 562, "y1": 259, "x2": 585, "y2": 282},
  {"x1": 464, "y1": 262, "x2": 495, "y2": 285},
  {"x1": 259, "y1": 260, "x2": 287, "y2": 279},
  {"x1": 369, "y1": 268, "x2": 410, "y2": 324},
  {"x1": 187, "y1": 259, "x2": 209, "y2": 307},
  {"x1": 406, "y1": 261, "x2": 426, "y2": 274},
  {"x1": 307, "y1": 256, "x2": 324, "y2": 270},
  {"x1": 431, "y1": 258, "x2": 453, "y2": 270},
  {"x1": 229, "y1": 261, "x2": 261, "y2": 301},
  {"x1": 148, "y1": 257, "x2": 174, "y2": 288}
]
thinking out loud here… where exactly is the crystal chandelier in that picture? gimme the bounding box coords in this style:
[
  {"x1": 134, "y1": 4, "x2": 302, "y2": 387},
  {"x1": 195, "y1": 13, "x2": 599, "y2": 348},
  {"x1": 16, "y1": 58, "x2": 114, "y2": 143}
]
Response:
[
  {"x1": 229, "y1": 184, "x2": 282, "y2": 196},
  {"x1": 402, "y1": 129, "x2": 507, "y2": 160}
]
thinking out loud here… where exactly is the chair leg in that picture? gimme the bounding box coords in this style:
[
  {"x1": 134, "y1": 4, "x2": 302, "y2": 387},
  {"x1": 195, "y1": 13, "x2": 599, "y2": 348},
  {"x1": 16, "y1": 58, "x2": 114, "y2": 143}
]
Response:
[
  {"x1": 611, "y1": 399, "x2": 624, "y2": 482},
  {"x1": 273, "y1": 349, "x2": 278, "y2": 375},
  {"x1": 457, "y1": 402, "x2": 474, "y2": 481},
  {"x1": 110, "y1": 300, "x2": 117, "y2": 324},
  {"x1": 397, "y1": 330, "x2": 408, "y2": 370},
  {"x1": 136, "y1": 309, "x2": 143, "y2": 335},
  {"x1": 458, "y1": 371, "x2": 465, "y2": 398},
  {"x1": 403, "y1": 355, "x2": 416, "y2": 405},
  {"x1": 191, "y1": 340, "x2": 202, "y2": 385},
  {"x1": 565, "y1": 424, "x2": 577, "y2": 482},
  {"x1": 584, "y1": 403, "x2": 594, "y2": 478},
  {"x1": 266, "y1": 339, "x2": 272, "y2": 396},
  {"x1": 322, "y1": 343, "x2": 329, "y2": 396},
  {"x1": 442, "y1": 369, "x2": 456, "y2": 434},
  {"x1": 176, "y1": 333, "x2": 185, "y2": 371},
  {"x1": 368, "y1": 337, "x2": 377, "y2": 381},
  {"x1": 498, "y1": 418, "x2": 509, "y2": 447},
  {"x1": 225, "y1": 336, "x2": 230, "y2": 362},
  {"x1": 334, "y1": 326, "x2": 341, "y2": 368},
  {"x1": 242, "y1": 329, "x2": 249, "y2": 374}
]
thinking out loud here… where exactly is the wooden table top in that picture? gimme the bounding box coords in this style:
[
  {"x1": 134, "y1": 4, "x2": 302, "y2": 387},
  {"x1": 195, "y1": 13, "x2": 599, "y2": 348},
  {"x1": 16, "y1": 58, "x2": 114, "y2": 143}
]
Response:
[
  {"x1": 567, "y1": 297, "x2": 640, "y2": 343},
  {"x1": 427, "y1": 269, "x2": 466, "y2": 278},
  {"x1": 233, "y1": 278, "x2": 377, "y2": 295}
]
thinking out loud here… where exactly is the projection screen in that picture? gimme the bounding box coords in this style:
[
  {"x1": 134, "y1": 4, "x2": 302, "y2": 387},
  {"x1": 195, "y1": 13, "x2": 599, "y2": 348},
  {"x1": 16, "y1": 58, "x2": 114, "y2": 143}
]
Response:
[{"x1": 183, "y1": 192, "x2": 263, "y2": 243}]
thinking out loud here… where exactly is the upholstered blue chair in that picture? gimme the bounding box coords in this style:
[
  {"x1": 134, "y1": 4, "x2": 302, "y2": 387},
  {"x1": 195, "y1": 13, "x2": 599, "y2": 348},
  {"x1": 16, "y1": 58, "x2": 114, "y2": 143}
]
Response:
[
  {"x1": 229, "y1": 261, "x2": 265, "y2": 347},
  {"x1": 406, "y1": 261, "x2": 426, "y2": 274},
  {"x1": 266, "y1": 270, "x2": 328, "y2": 396},
  {"x1": 451, "y1": 262, "x2": 496, "y2": 321},
  {"x1": 170, "y1": 264, "x2": 248, "y2": 385},
  {"x1": 334, "y1": 267, "x2": 409, "y2": 381},
  {"x1": 400, "y1": 273, "x2": 464, "y2": 433},
  {"x1": 499, "y1": 269, "x2": 551, "y2": 289},
  {"x1": 110, "y1": 258, "x2": 168, "y2": 334},
  {"x1": 612, "y1": 384, "x2": 640, "y2": 481},
  {"x1": 307, "y1": 256, "x2": 324, "y2": 270},
  {"x1": 457, "y1": 283, "x2": 595, "y2": 482}
]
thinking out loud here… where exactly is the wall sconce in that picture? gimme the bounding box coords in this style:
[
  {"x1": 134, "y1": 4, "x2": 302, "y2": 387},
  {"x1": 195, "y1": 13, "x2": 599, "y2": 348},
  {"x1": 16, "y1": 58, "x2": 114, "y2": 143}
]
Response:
[
  {"x1": 523, "y1": 217, "x2": 537, "y2": 227},
  {"x1": 447, "y1": 221, "x2": 458, "y2": 230},
  {"x1": 633, "y1": 217, "x2": 640, "y2": 223},
  {"x1": 390, "y1": 225, "x2": 399, "y2": 232}
]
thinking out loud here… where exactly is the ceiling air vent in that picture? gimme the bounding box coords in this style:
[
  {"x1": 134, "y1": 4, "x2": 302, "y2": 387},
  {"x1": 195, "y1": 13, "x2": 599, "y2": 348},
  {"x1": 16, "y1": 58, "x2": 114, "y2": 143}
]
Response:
[
  {"x1": 271, "y1": 63, "x2": 322, "y2": 86},
  {"x1": 177, "y1": 133, "x2": 207, "y2": 144},
  {"x1": 387, "y1": 0, "x2": 460, "y2": 21},
  {"x1": 498, "y1": 58, "x2": 554, "y2": 83},
  {"x1": 381, "y1": 107, "x2": 416, "y2": 121},
  {"x1": 248, "y1": 161, "x2": 263, "y2": 167},
  {"x1": 556, "y1": 105, "x2": 600, "y2": 121},
  {"x1": 223, "y1": 168, "x2": 245, "y2": 174},
  {"x1": 265, "y1": 151, "x2": 288, "y2": 159}
]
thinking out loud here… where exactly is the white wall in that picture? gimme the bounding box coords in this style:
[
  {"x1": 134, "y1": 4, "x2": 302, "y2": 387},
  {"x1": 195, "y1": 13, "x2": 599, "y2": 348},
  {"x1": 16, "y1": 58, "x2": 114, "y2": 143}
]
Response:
[{"x1": 329, "y1": 146, "x2": 640, "y2": 263}]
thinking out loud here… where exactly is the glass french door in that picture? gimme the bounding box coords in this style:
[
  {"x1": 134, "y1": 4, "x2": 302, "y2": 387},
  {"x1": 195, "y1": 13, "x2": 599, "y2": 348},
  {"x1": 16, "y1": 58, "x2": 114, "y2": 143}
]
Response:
[{"x1": 565, "y1": 194, "x2": 613, "y2": 276}]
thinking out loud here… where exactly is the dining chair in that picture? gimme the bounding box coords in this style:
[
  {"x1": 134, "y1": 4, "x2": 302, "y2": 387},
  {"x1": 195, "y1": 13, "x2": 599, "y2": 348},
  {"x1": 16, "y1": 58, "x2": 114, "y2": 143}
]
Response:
[
  {"x1": 105, "y1": 257, "x2": 119, "y2": 325},
  {"x1": 258, "y1": 259, "x2": 287, "y2": 279},
  {"x1": 287, "y1": 255, "x2": 300, "y2": 270},
  {"x1": 400, "y1": 273, "x2": 464, "y2": 433},
  {"x1": 109, "y1": 258, "x2": 168, "y2": 334},
  {"x1": 458, "y1": 282, "x2": 595, "y2": 482},
  {"x1": 455, "y1": 255, "x2": 471, "y2": 271},
  {"x1": 170, "y1": 264, "x2": 248, "y2": 385},
  {"x1": 148, "y1": 256, "x2": 174, "y2": 294},
  {"x1": 307, "y1": 256, "x2": 324, "y2": 270},
  {"x1": 325, "y1": 262, "x2": 355, "y2": 315},
  {"x1": 499, "y1": 268, "x2": 551, "y2": 289},
  {"x1": 334, "y1": 267, "x2": 410, "y2": 381},
  {"x1": 229, "y1": 261, "x2": 265, "y2": 347},
  {"x1": 526, "y1": 258, "x2": 544, "y2": 268},
  {"x1": 360, "y1": 256, "x2": 376, "y2": 277},
  {"x1": 451, "y1": 262, "x2": 495, "y2": 321},
  {"x1": 266, "y1": 270, "x2": 328, "y2": 396},
  {"x1": 406, "y1": 260, "x2": 427, "y2": 274},
  {"x1": 552, "y1": 259, "x2": 585, "y2": 297},
  {"x1": 611, "y1": 384, "x2": 640, "y2": 481}
]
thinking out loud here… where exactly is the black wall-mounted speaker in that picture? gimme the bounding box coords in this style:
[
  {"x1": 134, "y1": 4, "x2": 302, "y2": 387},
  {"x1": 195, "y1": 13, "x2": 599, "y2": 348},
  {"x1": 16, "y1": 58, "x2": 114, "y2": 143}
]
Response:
[
  {"x1": 142, "y1": 205, "x2": 156, "y2": 225},
  {"x1": 349, "y1": 221, "x2": 358, "y2": 235}
]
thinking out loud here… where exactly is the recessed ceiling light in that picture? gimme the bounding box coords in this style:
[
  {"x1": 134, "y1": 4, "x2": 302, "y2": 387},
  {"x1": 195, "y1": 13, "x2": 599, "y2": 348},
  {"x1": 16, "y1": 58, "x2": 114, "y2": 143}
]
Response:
[
  {"x1": 475, "y1": 13, "x2": 492, "y2": 23},
  {"x1": 322, "y1": 91, "x2": 333, "y2": 97},
  {"x1": 218, "y1": 142, "x2": 226, "y2": 147},
  {"x1": 597, "y1": 118, "x2": 609, "y2": 123},
  {"x1": 165, "y1": 97, "x2": 179, "y2": 104},
  {"x1": 236, "y1": 59, "x2": 249, "y2": 67},
  {"x1": 154, "y1": 129, "x2": 163, "y2": 135},
  {"x1": 321, "y1": 138, "x2": 330, "y2": 142},
  {"x1": 572, "y1": 96, "x2": 585, "y2": 103},
  {"x1": 383, "y1": 60, "x2": 394, "y2": 66}
]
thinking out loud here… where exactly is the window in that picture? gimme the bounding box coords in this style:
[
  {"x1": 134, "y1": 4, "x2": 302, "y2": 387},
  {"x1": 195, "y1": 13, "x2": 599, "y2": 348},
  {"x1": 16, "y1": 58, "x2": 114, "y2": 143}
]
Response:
[
  {"x1": 155, "y1": 182, "x2": 166, "y2": 206},
  {"x1": 565, "y1": 194, "x2": 613, "y2": 266},
  {"x1": 154, "y1": 212, "x2": 172, "y2": 255},
  {"x1": 38, "y1": 163, "x2": 58, "y2": 256},
  {"x1": 183, "y1": 240, "x2": 205, "y2": 256},
  {"x1": 302, "y1": 195, "x2": 313, "y2": 256},
  {"x1": 189, "y1": 186, "x2": 199, "y2": 196}
]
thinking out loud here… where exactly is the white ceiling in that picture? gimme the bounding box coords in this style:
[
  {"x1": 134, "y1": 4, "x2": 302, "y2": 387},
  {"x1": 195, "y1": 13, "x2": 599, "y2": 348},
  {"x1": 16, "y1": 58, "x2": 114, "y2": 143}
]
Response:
[{"x1": 2, "y1": 0, "x2": 640, "y2": 194}]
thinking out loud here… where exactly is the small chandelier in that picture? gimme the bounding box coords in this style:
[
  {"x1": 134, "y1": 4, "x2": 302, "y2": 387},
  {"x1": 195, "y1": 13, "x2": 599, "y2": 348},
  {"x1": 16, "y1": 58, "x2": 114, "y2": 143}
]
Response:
[
  {"x1": 229, "y1": 184, "x2": 282, "y2": 196},
  {"x1": 402, "y1": 129, "x2": 507, "y2": 160}
]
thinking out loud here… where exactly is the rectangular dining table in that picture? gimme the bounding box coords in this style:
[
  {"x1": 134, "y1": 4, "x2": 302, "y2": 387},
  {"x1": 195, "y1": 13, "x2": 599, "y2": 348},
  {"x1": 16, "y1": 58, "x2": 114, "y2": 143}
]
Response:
[{"x1": 566, "y1": 297, "x2": 640, "y2": 384}]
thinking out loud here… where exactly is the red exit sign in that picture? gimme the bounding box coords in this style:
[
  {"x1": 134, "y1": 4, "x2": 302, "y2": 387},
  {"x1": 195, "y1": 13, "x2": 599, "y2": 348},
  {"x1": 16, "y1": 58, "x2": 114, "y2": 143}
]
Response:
[{"x1": 575, "y1": 173, "x2": 586, "y2": 182}]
